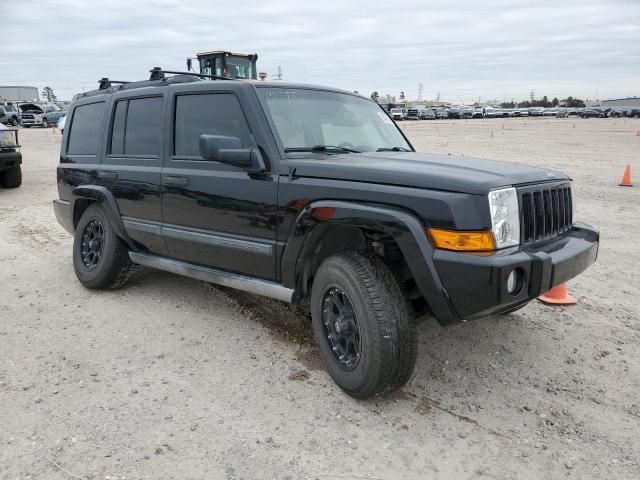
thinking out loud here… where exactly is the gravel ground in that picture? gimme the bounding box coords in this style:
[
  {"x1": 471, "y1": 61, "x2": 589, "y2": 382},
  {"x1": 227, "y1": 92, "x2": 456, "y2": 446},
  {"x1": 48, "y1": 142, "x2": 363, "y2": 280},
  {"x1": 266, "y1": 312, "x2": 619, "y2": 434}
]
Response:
[{"x1": 1, "y1": 118, "x2": 639, "y2": 480}]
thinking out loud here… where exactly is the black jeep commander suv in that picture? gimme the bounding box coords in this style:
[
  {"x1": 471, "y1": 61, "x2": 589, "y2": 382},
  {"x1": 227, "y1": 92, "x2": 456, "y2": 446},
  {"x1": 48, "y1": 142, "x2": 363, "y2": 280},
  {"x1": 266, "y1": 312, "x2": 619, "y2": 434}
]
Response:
[{"x1": 53, "y1": 71, "x2": 599, "y2": 398}]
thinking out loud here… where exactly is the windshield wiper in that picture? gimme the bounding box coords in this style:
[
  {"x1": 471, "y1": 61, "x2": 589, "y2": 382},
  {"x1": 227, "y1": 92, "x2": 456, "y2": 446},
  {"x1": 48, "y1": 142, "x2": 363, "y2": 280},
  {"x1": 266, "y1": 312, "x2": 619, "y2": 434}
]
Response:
[
  {"x1": 285, "y1": 145, "x2": 361, "y2": 154},
  {"x1": 376, "y1": 146, "x2": 411, "y2": 152}
]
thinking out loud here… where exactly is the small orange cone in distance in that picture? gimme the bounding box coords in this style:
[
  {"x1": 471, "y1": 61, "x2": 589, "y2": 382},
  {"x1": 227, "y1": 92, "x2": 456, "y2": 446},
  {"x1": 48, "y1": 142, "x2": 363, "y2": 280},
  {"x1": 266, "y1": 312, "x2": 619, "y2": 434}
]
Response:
[
  {"x1": 490, "y1": 130, "x2": 495, "y2": 138},
  {"x1": 538, "y1": 282, "x2": 577, "y2": 305},
  {"x1": 636, "y1": 129, "x2": 640, "y2": 136},
  {"x1": 619, "y1": 163, "x2": 632, "y2": 187}
]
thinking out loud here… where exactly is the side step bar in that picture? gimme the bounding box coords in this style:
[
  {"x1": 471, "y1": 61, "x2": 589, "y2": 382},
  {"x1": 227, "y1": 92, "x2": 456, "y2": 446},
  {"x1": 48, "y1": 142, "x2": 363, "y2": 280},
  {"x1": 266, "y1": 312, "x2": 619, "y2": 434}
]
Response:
[{"x1": 129, "y1": 252, "x2": 294, "y2": 303}]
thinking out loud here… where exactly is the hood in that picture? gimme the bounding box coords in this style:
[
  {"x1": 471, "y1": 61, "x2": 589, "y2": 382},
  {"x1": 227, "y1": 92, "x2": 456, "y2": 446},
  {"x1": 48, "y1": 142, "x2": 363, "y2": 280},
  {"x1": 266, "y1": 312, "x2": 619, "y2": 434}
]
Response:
[
  {"x1": 19, "y1": 103, "x2": 44, "y2": 114},
  {"x1": 286, "y1": 152, "x2": 569, "y2": 195}
]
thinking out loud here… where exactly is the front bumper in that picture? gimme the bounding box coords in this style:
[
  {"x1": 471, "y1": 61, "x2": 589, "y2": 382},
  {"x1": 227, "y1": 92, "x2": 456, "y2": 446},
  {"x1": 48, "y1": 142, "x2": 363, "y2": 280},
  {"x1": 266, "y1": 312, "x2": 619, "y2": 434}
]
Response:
[
  {"x1": 20, "y1": 118, "x2": 42, "y2": 126},
  {"x1": 432, "y1": 222, "x2": 599, "y2": 321}
]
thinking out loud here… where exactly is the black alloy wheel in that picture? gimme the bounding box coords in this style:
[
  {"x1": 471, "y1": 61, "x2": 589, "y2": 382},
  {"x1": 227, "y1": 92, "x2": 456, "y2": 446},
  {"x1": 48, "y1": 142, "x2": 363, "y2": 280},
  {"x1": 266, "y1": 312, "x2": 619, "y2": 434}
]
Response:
[
  {"x1": 80, "y1": 218, "x2": 105, "y2": 270},
  {"x1": 321, "y1": 286, "x2": 361, "y2": 371}
]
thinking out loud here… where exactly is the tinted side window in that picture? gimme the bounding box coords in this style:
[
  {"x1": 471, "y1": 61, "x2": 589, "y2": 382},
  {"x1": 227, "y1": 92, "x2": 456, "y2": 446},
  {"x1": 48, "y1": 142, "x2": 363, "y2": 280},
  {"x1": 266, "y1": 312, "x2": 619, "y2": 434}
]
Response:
[
  {"x1": 67, "y1": 102, "x2": 106, "y2": 155},
  {"x1": 110, "y1": 100, "x2": 127, "y2": 155},
  {"x1": 174, "y1": 94, "x2": 251, "y2": 157},
  {"x1": 124, "y1": 97, "x2": 162, "y2": 155}
]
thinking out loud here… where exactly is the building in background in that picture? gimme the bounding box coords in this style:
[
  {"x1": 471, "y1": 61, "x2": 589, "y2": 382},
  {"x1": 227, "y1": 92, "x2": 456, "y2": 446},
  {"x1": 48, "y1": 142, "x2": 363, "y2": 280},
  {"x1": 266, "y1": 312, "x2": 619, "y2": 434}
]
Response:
[
  {"x1": 0, "y1": 86, "x2": 39, "y2": 104},
  {"x1": 600, "y1": 97, "x2": 640, "y2": 109}
]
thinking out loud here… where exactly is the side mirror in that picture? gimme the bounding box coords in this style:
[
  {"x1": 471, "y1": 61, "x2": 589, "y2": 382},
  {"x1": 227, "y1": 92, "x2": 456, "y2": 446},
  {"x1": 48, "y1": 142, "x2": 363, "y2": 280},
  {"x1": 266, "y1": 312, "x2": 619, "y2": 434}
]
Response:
[{"x1": 198, "y1": 135, "x2": 266, "y2": 172}]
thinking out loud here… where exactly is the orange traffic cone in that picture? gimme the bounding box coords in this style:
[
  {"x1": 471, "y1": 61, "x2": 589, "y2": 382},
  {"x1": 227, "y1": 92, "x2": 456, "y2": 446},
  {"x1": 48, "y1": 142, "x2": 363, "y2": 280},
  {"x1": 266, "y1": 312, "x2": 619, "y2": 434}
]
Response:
[
  {"x1": 538, "y1": 282, "x2": 577, "y2": 305},
  {"x1": 490, "y1": 130, "x2": 495, "y2": 138},
  {"x1": 501, "y1": 123, "x2": 505, "y2": 130},
  {"x1": 619, "y1": 163, "x2": 633, "y2": 187},
  {"x1": 572, "y1": 123, "x2": 575, "y2": 128},
  {"x1": 51, "y1": 126, "x2": 56, "y2": 134},
  {"x1": 635, "y1": 129, "x2": 640, "y2": 137}
]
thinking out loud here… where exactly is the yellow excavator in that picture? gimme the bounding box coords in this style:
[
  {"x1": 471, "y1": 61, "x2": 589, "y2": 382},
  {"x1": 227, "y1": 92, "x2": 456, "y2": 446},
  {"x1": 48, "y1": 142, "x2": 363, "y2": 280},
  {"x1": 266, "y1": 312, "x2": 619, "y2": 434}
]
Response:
[{"x1": 187, "y1": 51, "x2": 259, "y2": 80}]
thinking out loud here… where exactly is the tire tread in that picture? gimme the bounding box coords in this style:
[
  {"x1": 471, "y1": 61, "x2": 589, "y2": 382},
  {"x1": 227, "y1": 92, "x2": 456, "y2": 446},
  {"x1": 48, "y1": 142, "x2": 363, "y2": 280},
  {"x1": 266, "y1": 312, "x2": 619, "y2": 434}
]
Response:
[{"x1": 313, "y1": 251, "x2": 417, "y2": 398}]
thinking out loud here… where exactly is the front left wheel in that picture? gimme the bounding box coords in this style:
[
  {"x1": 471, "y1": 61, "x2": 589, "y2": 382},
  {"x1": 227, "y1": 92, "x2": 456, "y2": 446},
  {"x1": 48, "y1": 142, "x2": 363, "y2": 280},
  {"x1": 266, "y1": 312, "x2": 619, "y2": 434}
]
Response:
[
  {"x1": 73, "y1": 204, "x2": 134, "y2": 289},
  {"x1": 310, "y1": 252, "x2": 417, "y2": 399}
]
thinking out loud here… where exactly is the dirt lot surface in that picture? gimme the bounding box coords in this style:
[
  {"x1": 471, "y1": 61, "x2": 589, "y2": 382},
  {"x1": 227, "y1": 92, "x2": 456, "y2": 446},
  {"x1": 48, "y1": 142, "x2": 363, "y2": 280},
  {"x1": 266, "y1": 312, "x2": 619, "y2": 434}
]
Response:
[{"x1": 1, "y1": 118, "x2": 639, "y2": 480}]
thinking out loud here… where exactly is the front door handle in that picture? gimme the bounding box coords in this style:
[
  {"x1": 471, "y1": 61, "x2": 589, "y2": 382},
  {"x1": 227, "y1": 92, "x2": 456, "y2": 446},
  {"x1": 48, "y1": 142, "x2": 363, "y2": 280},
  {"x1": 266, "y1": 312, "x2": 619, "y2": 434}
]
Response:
[
  {"x1": 98, "y1": 171, "x2": 118, "y2": 180},
  {"x1": 163, "y1": 176, "x2": 190, "y2": 187}
]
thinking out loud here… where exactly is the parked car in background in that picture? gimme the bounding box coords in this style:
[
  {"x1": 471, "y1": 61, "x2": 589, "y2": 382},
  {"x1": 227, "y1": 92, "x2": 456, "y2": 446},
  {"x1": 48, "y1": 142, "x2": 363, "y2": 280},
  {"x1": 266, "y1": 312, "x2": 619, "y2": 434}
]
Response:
[
  {"x1": 527, "y1": 107, "x2": 544, "y2": 117},
  {"x1": 460, "y1": 109, "x2": 474, "y2": 119},
  {"x1": 580, "y1": 108, "x2": 606, "y2": 118},
  {"x1": 628, "y1": 108, "x2": 640, "y2": 118},
  {"x1": 420, "y1": 109, "x2": 435, "y2": 120},
  {"x1": 542, "y1": 108, "x2": 558, "y2": 117},
  {"x1": 390, "y1": 108, "x2": 407, "y2": 121},
  {"x1": 472, "y1": 108, "x2": 483, "y2": 118},
  {"x1": 566, "y1": 108, "x2": 579, "y2": 116},
  {"x1": 556, "y1": 109, "x2": 568, "y2": 118},
  {"x1": 406, "y1": 109, "x2": 421, "y2": 120},
  {"x1": 0, "y1": 105, "x2": 20, "y2": 126},
  {"x1": 484, "y1": 108, "x2": 503, "y2": 118},
  {"x1": 43, "y1": 106, "x2": 68, "y2": 127},
  {"x1": 435, "y1": 108, "x2": 449, "y2": 119},
  {"x1": 447, "y1": 108, "x2": 461, "y2": 119}
]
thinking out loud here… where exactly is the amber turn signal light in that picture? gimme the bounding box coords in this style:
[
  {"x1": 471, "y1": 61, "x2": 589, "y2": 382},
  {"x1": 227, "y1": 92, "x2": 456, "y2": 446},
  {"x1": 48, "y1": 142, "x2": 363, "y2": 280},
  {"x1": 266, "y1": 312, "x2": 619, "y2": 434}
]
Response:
[{"x1": 428, "y1": 228, "x2": 496, "y2": 252}]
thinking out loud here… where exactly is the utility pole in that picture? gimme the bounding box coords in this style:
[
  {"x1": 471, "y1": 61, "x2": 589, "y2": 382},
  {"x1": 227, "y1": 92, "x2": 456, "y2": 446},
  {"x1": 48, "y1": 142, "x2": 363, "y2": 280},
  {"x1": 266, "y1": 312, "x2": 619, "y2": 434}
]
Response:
[
  {"x1": 436, "y1": 92, "x2": 440, "y2": 102},
  {"x1": 276, "y1": 66, "x2": 282, "y2": 81},
  {"x1": 417, "y1": 83, "x2": 423, "y2": 102},
  {"x1": 530, "y1": 89, "x2": 535, "y2": 102}
]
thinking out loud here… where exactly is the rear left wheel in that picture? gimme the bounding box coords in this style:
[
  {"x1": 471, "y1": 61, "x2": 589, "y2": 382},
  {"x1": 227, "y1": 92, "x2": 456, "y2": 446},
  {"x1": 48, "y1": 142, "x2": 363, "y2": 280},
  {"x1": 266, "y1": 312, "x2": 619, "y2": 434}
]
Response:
[{"x1": 73, "y1": 204, "x2": 134, "y2": 289}]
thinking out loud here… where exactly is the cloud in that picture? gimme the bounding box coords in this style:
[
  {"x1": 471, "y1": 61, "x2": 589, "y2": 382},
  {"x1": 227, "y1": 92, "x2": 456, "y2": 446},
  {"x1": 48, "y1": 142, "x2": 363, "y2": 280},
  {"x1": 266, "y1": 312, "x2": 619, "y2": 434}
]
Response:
[{"x1": 1, "y1": 0, "x2": 638, "y2": 102}]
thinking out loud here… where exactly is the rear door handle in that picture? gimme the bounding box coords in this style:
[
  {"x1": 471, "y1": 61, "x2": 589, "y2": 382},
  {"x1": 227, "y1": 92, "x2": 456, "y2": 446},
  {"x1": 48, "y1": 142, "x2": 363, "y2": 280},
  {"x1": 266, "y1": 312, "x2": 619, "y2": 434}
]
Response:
[
  {"x1": 98, "y1": 171, "x2": 118, "y2": 180},
  {"x1": 163, "y1": 176, "x2": 190, "y2": 187}
]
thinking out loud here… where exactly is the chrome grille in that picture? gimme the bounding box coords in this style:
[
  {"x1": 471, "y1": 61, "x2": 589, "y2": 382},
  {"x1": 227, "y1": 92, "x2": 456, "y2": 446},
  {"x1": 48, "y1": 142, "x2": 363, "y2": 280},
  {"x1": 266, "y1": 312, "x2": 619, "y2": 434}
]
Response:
[{"x1": 519, "y1": 182, "x2": 572, "y2": 244}]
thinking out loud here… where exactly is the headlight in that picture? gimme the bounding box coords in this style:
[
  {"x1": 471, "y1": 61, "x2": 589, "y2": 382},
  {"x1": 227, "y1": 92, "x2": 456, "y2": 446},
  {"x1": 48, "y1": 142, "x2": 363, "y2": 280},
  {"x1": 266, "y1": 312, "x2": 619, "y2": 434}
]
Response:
[{"x1": 488, "y1": 187, "x2": 520, "y2": 248}]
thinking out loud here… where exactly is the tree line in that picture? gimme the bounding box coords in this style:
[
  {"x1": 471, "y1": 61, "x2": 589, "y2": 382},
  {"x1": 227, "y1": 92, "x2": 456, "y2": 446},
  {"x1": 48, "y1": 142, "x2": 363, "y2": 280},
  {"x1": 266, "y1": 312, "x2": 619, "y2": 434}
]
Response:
[{"x1": 499, "y1": 96, "x2": 586, "y2": 109}]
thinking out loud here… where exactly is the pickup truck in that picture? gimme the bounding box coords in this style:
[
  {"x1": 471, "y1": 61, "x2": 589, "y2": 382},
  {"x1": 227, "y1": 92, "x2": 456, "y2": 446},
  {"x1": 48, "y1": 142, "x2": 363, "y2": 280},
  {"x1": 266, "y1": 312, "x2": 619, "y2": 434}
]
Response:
[
  {"x1": 53, "y1": 73, "x2": 599, "y2": 398},
  {"x1": 19, "y1": 103, "x2": 65, "y2": 128}
]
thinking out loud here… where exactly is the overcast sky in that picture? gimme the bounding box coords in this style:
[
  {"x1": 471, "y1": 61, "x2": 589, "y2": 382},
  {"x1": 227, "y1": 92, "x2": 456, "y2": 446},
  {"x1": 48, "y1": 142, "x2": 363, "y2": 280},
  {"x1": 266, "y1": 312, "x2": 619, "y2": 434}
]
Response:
[{"x1": 1, "y1": 0, "x2": 639, "y2": 103}]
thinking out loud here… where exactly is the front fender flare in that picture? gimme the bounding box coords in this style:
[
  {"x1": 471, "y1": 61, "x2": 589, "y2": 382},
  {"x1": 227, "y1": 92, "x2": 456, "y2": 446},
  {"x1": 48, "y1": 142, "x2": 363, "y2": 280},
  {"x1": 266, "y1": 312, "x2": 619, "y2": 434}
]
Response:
[
  {"x1": 71, "y1": 185, "x2": 135, "y2": 249},
  {"x1": 281, "y1": 200, "x2": 460, "y2": 324}
]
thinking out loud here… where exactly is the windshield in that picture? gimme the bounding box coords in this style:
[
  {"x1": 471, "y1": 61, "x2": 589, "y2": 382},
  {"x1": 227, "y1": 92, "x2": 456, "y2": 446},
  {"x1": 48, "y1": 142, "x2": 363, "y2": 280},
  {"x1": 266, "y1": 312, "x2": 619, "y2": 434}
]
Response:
[{"x1": 259, "y1": 88, "x2": 412, "y2": 153}]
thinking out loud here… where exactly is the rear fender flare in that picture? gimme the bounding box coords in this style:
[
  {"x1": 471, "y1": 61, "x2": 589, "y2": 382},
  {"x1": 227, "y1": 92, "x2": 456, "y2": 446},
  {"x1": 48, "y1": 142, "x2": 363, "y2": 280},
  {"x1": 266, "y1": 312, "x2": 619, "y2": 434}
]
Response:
[{"x1": 71, "y1": 185, "x2": 135, "y2": 249}]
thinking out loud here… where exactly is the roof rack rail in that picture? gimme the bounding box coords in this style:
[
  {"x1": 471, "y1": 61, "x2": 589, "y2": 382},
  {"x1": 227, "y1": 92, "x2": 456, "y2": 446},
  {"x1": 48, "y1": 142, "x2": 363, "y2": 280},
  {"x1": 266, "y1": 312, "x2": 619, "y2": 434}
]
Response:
[
  {"x1": 99, "y1": 78, "x2": 130, "y2": 90},
  {"x1": 149, "y1": 67, "x2": 237, "y2": 81}
]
